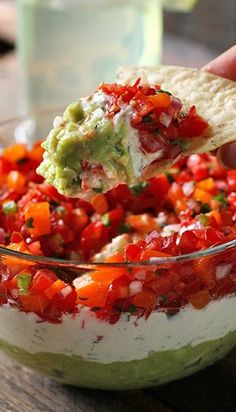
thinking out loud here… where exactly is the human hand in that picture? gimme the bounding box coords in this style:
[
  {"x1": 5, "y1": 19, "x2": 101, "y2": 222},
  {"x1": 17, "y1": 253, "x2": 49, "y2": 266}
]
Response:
[{"x1": 203, "y1": 45, "x2": 236, "y2": 168}]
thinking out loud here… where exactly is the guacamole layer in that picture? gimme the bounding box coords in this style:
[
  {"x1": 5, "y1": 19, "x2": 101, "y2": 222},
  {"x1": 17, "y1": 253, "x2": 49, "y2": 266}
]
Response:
[
  {"x1": 1, "y1": 331, "x2": 236, "y2": 390},
  {"x1": 37, "y1": 96, "x2": 135, "y2": 195}
]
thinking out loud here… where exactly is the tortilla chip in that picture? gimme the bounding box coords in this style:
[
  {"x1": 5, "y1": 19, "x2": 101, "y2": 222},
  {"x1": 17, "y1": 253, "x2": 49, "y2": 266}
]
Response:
[{"x1": 117, "y1": 65, "x2": 236, "y2": 178}]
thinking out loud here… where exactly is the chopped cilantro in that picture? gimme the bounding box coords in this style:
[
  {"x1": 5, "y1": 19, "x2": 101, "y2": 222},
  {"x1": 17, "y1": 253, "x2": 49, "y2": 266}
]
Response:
[
  {"x1": 93, "y1": 187, "x2": 103, "y2": 193},
  {"x1": 78, "y1": 296, "x2": 88, "y2": 301},
  {"x1": 17, "y1": 273, "x2": 31, "y2": 295},
  {"x1": 119, "y1": 223, "x2": 131, "y2": 234},
  {"x1": 142, "y1": 114, "x2": 152, "y2": 123},
  {"x1": 156, "y1": 89, "x2": 172, "y2": 96},
  {"x1": 101, "y1": 213, "x2": 111, "y2": 227},
  {"x1": 115, "y1": 143, "x2": 124, "y2": 155},
  {"x1": 171, "y1": 138, "x2": 189, "y2": 151},
  {"x1": 2, "y1": 200, "x2": 17, "y2": 215},
  {"x1": 16, "y1": 157, "x2": 28, "y2": 166},
  {"x1": 50, "y1": 200, "x2": 60, "y2": 208},
  {"x1": 56, "y1": 205, "x2": 67, "y2": 215},
  {"x1": 165, "y1": 171, "x2": 175, "y2": 184},
  {"x1": 129, "y1": 182, "x2": 149, "y2": 196},
  {"x1": 127, "y1": 304, "x2": 138, "y2": 313},
  {"x1": 71, "y1": 176, "x2": 82, "y2": 186},
  {"x1": 155, "y1": 270, "x2": 162, "y2": 276},
  {"x1": 91, "y1": 306, "x2": 101, "y2": 312},
  {"x1": 25, "y1": 217, "x2": 34, "y2": 228},
  {"x1": 200, "y1": 203, "x2": 212, "y2": 213},
  {"x1": 213, "y1": 192, "x2": 228, "y2": 207},
  {"x1": 160, "y1": 294, "x2": 169, "y2": 304}
]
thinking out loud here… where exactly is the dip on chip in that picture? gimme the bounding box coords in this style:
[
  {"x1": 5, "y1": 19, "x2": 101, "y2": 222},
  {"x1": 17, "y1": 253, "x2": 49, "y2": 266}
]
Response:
[{"x1": 37, "y1": 66, "x2": 236, "y2": 196}]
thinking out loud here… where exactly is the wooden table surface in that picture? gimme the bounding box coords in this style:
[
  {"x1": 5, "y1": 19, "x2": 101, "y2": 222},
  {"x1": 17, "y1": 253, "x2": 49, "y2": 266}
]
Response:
[{"x1": 0, "y1": 31, "x2": 236, "y2": 412}]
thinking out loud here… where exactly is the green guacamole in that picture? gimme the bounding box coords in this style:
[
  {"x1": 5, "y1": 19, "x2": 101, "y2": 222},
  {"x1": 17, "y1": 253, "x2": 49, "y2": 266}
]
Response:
[
  {"x1": 1, "y1": 331, "x2": 236, "y2": 390},
  {"x1": 37, "y1": 94, "x2": 136, "y2": 196}
]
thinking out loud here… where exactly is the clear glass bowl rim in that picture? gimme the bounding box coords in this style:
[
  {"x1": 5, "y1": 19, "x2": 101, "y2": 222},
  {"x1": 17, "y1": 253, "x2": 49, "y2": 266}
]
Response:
[{"x1": 1, "y1": 112, "x2": 236, "y2": 269}]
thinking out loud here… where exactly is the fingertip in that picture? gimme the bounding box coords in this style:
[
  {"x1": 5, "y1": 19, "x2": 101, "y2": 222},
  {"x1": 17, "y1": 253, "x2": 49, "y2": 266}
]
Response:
[
  {"x1": 202, "y1": 44, "x2": 236, "y2": 81},
  {"x1": 217, "y1": 142, "x2": 236, "y2": 169}
]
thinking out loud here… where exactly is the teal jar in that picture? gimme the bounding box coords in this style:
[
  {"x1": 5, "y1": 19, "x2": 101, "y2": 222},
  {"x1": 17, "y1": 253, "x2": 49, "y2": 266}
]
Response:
[{"x1": 16, "y1": 0, "x2": 163, "y2": 114}]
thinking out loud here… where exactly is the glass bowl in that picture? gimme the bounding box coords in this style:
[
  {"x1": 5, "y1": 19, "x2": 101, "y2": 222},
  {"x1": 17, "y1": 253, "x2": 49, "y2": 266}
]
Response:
[{"x1": 0, "y1": 113, "x2": 236, "y2": 390}]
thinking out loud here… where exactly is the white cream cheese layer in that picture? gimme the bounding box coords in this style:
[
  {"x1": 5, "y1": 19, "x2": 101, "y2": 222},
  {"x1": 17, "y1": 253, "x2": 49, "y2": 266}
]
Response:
[
  {"x1": 113, "y1": 107, "x2": 165, "y2": 177},
  {"x1": 0, "y1": 296, "x2": 236, "y2": 364}
]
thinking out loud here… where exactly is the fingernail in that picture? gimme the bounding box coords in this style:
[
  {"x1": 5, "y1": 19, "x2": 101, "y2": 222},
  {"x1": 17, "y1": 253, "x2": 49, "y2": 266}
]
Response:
[{"x1": 218, "y1": 142, "x2": 236, "y2": 169}]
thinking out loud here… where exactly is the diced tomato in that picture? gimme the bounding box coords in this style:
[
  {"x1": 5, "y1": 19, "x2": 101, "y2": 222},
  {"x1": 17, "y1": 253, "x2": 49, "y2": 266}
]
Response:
[
  {"x1": 133, "y1": 290, "x2": 157, "y2": 311},
  {"x1": 71, "y1": 208, "x2": 89, "y2": 233},
  {"x1": 28, "y1": 241, "x2": 43, "y2": 256},
  {"x1": 168, "y1": 182, "x2": 184, "y2": 204},
  {"x1": 51, "y1": 285, "x2": 77, "y2": 312},
  {"x1": 186, "y1": 290, "x2": 211, "y2": 309},
  {"x1": 0, "y1": 156, "x2": 13, "y2": 174},
  {"x1": 7, "y1": 171, "x2": 26, "y2": 193},
  {"x1": 91, "y1": 193, "x2": 109, "y2": 215},
  {"x1": 227, "y1": 170, "x2": 236, "y2": 192},
  {"x1": 0, "y1": 284, "x2": 7, "y2": 304},
  {"x1": 215, "y1": 276, "x2": 236, "y2": 298},
  {"x1": 139, "y1": 131, "x2": 165, "y2": 153},
  {"x1": 30, "y1": 269, "x2": 57, "y2": 293},
  {"x1": 148, "y1": 276, "x2": 172, "y2": 296},
  {"x1": 177, "y1": 106, "x2": 209, "y2": 138},
  {"x1": 106, "y1": 276, "x2": 130, "y2": 304},
  {"x1": 125, "y1": 243, "x2": 143, "y2": 262},
  {"x1": 107, "y1": 207, "x2": 124, "y2": 238},
  {"x1": 80, "y1": 221, "x2": 109, "y2": 260}
]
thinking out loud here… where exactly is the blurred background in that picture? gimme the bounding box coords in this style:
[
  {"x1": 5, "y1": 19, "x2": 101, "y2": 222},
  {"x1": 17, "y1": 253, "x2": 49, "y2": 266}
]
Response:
[{"x1": 0, "y1": 0, "x2": 235, "y2": 120}]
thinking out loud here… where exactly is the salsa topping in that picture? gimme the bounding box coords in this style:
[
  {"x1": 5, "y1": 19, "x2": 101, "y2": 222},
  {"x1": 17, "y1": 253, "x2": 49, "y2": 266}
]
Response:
[
  {"x1": 37, "y1": 80, "x2": 209, "y2": 196},
  {"x1": 0, "y1": 143, "x2": 236, "y2": 323}
]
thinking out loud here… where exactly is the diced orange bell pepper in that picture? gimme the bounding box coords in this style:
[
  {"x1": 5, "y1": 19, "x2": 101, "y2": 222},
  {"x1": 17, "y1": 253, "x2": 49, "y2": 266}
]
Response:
[
  {"x1": 91, "y1": 268, "x2": 125, "y2": 283},
  {"x1": 147, "y1": 93, "x2": 171, "y2": 109},
  {"x1": 105, "y1": 251, "x2": 126, "y2": 264},
  {"x1": 126, "y1": 213, "x2": 159, "y2": 234},
  {"x1": 140, "y1": 250, "x2": 173, "y2": 269},
  {"x1": 28, "y1": 143, "x2": 44, "y2": 162},
  {"x1": 193, "y1": 188, "x2": 212, "y2": 204},
  {"x1": 91, "y1": 252, "x2": 127, "y2": 282},
  {"x1": 7, "y1": 170, "x2": 26, "y2": 193},
  {"x1": 24, "y1": 202, "x2": 51, "y2": 238},
  {"x1": 75, "y1": 276, "x2": 110, "y2": 307},
  {"x1": 194, "y1": 257, "x2": 216, "y2": 289},
  {"x1": 3, "y1": 242, "x2": 34, "y2": 268},
  {"x1": 186, "y1": 290, "x2": 211, "y2": 309},
  {"x1": 91, "y1": 193, "x2": 109, "y2": 215},
  {"x1": 19, "y1": 293, "x2": 50, "y2": 312},
  {"x1": 3, "y1": 144, "x2": 27, "y2": 163},
  {"x1": 44, "y1": 279, "x2": 66, "y2": 299},
  {"x1": 196, "y1": 177, "x2": 215, "y2": 193}
]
